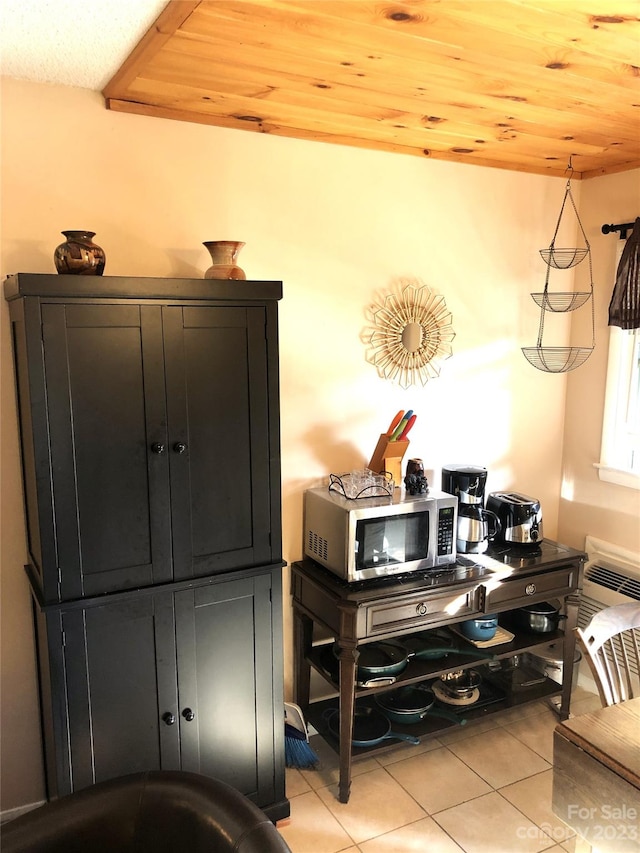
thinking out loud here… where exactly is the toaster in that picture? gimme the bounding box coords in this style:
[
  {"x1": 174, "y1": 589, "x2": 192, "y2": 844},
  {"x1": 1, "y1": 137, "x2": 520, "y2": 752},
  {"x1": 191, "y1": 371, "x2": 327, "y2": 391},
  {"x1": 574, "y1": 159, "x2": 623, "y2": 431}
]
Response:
[{"x1": 485, "y1": 492, "x2": 543, "y2": 546}]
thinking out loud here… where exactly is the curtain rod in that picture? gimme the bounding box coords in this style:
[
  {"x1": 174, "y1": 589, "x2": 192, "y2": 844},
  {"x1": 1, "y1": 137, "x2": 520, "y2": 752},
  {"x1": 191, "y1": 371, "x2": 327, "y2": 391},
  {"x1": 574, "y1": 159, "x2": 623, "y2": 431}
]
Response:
[{"x1": 601, "y1": 220, "x2": 636, "y2": 239}]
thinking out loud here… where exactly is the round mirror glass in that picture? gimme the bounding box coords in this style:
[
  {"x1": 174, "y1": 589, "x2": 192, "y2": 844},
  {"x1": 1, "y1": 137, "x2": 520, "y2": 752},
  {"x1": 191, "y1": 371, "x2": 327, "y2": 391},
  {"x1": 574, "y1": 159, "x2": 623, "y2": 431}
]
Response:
[{"x1": 402, "y1": 322, "x2": 422, "y2": 352}]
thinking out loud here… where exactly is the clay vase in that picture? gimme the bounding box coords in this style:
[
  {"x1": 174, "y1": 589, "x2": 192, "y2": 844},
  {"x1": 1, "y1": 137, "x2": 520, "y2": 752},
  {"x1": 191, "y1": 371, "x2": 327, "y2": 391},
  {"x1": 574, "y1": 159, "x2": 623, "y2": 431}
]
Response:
[
  {"x1": 203, "y1": 240, "x2": 246, "y2": 280},
  {"x1": 54, "y1": 231, "x2": 106, "y2": 276}
]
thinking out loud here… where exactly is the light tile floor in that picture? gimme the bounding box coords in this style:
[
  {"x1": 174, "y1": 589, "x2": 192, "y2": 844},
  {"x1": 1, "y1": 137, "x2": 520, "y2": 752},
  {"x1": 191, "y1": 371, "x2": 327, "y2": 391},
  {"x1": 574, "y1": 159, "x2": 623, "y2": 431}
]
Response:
[{"x1": 277, "y1": 686, "x2": 603, "y2": 853}]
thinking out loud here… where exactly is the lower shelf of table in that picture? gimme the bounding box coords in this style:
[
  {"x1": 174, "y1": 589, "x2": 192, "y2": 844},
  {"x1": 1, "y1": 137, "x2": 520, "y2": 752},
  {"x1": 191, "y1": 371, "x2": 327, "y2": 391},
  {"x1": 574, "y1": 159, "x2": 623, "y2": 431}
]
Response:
[
  {"x1": 307, "y1": 626, "x2": 566, "y2": 700},
  {"x1": 304, "y1": 674, "x2": 562, "y2": 759}
]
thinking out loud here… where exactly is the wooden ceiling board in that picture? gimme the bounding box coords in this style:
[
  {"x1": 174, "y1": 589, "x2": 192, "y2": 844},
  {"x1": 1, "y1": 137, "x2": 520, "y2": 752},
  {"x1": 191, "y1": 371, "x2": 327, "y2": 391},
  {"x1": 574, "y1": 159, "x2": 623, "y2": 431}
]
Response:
[
  {"x1": 138, "y1": 45, "x2": 636, "y2": 171},
  {"x1": 116, "y1": 2, "x2": 637, "y2": 110},
  {"x1": 140, "y1": 50, "x2": 615, "y2": 158},
  {"x1": 183, "y1": 0, "x2": 640, "y2": 106},
  {"x1": 181, "y1": 2, "x2": 637, "y2": 95},
  {"x1": 153, "y1": 35, "x2": 633, "y2": 135},
  {"x1": 158, "y1": 20, "x2": 633, "y2": 101},
  {"x1": 103, "y1": 0, "x2": 640, "y2": 178},
  {"x1": 433, "y1": 1, "x2": 640, "y2": 65}
]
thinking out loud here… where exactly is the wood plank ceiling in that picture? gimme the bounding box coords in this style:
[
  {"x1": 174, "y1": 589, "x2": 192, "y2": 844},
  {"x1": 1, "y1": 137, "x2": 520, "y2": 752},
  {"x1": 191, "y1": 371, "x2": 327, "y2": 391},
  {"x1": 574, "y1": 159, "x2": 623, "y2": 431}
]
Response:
[{"x1": 103, "y1": 0, "x2": 640, "y2": 179}]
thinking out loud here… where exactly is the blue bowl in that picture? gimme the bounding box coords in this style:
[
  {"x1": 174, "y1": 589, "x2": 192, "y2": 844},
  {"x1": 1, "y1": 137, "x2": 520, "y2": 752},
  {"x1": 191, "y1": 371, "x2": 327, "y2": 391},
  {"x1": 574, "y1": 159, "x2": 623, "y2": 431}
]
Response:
[{"x1": 460, "y1": 615, "x2": 498, "y2": 641}]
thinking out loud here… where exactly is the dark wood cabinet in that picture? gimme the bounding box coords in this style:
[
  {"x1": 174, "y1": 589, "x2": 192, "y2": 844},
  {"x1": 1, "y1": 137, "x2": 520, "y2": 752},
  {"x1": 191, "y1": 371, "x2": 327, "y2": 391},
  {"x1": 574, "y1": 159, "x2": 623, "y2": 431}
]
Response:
[
  {"x1": 39, "y1": 568, "x2": 283, "y2": 807},
  {"x1": 8, "y1": 281, "x2": 281, "y2": 603},
  {"x1": 5, "y1": 274, "x2": 288, "y2": 821},
  {"x1": 49, "y1": 591, "x2": 178, "y2": 791},
  {"x1": 174, "y1": 571, "x2": 283, "y2": 800}
]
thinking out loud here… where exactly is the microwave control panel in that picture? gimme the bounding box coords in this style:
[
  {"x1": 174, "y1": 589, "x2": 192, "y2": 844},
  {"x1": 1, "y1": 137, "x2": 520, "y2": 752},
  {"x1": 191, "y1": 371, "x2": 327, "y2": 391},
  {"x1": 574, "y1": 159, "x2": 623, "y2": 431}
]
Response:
[{"x1": 437, "y1": 505, "x2": 456, "y2": 556}]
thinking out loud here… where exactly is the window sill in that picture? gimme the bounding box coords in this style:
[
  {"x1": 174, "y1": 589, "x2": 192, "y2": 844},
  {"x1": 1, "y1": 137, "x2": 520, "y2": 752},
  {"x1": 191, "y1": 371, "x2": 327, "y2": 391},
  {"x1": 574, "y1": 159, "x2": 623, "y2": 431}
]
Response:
[{"x1": 594, "y1": 463, "x2": 640, "y2": 490}]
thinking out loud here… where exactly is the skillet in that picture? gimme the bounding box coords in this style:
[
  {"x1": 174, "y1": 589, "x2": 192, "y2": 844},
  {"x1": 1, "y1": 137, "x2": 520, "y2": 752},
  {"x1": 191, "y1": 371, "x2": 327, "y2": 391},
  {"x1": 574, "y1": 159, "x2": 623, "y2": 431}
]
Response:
[{"x1": 325, "y1": 705, "x2": 420, "y2": 748}]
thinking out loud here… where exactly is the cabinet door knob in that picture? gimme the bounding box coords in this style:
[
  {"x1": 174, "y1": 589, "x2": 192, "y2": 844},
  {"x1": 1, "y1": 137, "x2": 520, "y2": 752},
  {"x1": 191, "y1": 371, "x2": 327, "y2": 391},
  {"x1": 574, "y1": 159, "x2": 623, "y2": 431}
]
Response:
[
  {"x1": 173, "y1": 442, "x2": 187, "y2": 454},
  {"x1": 151, "y1": 442, "x2": 165, "y2": 454},
  {"x1": 162, "y1": 712, "x2": 176, "y2": 726},
  {"x1": 182, "y1": 708, "x2": 195, "y2": 722}
]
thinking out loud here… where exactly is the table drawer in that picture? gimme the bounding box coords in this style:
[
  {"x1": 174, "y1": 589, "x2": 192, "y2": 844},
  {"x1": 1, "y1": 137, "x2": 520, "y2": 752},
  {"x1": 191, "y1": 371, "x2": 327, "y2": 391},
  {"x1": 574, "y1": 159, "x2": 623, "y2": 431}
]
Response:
[
  {"x1": 364, "y1": 584, "x2": 481, "y2": 637},
  {"x1": 484, "y1": 566, "x2": 576, "y2": 612}
]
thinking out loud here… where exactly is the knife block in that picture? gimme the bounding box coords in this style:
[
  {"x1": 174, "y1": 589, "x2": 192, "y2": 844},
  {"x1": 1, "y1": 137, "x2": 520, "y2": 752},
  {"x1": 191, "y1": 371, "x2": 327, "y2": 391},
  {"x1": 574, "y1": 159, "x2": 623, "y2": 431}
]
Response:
[{"x1": 368, "y1": 434, "x2": 409, "y2": 486}]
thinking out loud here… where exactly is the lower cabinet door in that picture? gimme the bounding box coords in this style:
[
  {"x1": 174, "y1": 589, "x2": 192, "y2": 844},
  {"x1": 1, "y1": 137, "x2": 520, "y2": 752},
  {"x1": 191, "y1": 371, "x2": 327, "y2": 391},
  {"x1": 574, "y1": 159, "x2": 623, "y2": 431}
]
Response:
[
  {"x1": 52, "y1": 573, "x2": 281, "y2": 807},
  {"x1": 60, "y1": 592, "x2": 179, "y2": 792},
  {"x1": 174, "y1": 573, "x2": 278, "y2": 806}
]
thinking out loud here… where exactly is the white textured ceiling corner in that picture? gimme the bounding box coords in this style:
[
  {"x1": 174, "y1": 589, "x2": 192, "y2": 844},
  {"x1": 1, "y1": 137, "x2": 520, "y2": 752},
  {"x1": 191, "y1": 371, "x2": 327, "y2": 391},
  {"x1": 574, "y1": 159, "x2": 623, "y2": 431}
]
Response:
[{"x1": 0, "y1": 0, "x2": 168, "y2": 90}]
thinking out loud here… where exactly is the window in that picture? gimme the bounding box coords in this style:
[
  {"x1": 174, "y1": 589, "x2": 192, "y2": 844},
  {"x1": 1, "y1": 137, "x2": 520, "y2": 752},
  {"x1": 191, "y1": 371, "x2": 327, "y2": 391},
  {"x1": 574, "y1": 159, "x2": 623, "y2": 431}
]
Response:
[{"x1": 596, "y1": 243, "x2": 640, "y2": 489}]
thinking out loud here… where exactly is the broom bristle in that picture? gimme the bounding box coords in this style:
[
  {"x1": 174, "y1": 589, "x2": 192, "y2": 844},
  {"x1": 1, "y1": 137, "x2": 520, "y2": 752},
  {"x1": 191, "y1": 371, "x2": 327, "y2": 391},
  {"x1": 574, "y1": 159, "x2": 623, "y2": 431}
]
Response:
[{"x1": 285, "y1": 723, "x2": 319, "y2": 769}]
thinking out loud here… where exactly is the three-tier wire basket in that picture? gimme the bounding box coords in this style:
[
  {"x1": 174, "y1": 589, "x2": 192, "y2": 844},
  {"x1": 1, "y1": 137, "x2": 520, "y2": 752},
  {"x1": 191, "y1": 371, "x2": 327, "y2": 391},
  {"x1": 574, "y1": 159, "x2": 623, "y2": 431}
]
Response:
[{"x1": 522, "y1": 172, "x2": 595, "y2": 373}]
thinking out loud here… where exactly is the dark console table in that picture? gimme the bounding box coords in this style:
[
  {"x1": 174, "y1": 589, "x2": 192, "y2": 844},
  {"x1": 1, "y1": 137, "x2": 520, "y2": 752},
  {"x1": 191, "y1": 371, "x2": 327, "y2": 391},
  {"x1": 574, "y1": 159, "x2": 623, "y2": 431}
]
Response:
[{"x1": 291, "y1": 539, "x2": 585, "y2": 803}]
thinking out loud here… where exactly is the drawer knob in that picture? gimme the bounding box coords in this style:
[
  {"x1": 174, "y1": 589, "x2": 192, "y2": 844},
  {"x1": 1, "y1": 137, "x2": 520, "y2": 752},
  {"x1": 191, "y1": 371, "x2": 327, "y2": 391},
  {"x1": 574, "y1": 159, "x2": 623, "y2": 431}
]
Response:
[
  {"x1": 416, "y1": 602, "x2": 428, "y2": 616},
  {"x1": 525, "y1": 583, "x2": 537, "y2": 596}
]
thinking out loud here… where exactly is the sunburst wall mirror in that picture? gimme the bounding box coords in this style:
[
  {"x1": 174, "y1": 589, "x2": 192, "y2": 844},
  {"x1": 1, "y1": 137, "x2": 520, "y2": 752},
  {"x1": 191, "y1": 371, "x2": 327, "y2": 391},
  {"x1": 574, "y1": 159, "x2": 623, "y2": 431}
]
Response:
[{"x1": 362, "y1": 278, "x2": 455, "y2": 389}]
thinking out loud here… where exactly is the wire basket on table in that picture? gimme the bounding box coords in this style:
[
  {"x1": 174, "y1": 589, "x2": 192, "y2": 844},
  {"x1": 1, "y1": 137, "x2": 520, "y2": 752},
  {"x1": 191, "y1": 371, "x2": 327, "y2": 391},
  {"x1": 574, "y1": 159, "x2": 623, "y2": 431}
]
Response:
[{"x1": 328, "y1": 470, "x2": 394, "y2": 499}]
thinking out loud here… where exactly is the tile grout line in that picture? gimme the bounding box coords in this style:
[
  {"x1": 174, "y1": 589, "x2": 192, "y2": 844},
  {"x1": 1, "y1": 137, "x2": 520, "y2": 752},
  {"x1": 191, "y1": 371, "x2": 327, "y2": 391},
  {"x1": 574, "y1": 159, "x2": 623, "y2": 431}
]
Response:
[
  {"x1": 492, "y1": 783, "x2": 564, "y2": 851},
  {"x1": 281, "y1": 785, "x2": 361, "y2": 852},
  {"x1": 282, "y1": 688, "x2": 600, "y2": 852},
  {"x1": 379, "y1": 754, "x2": 472, "y2": 852}
]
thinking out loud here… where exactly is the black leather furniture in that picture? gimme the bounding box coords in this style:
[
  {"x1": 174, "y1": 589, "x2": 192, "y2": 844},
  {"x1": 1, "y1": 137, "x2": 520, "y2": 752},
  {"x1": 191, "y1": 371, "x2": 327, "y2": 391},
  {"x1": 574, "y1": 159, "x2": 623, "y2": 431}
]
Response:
[{"x1": 2, "y1": 771, "x2": 292, "y2": 853}]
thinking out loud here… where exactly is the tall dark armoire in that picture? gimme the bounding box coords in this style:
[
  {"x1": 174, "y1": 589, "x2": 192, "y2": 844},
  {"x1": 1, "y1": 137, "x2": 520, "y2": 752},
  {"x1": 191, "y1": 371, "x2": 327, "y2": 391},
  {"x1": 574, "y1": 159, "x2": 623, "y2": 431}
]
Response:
[{"x1": 4, "y1": 273, "x2": 289, "y2": 822}]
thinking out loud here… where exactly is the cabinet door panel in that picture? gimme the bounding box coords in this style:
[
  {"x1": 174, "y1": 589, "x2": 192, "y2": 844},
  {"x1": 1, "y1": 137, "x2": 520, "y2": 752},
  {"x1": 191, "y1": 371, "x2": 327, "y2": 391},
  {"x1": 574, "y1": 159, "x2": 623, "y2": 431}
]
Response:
[
  {"x1": 61, "y1": 593, "x2": 179, "y2": 793},
  {"x1": 175, "y1": 574, "x2": 276, "y2": 804},
  {"x1": 164, "y1": 307, "x2": 272, "y2": 578},
  {"x1": 42, "y1": 304, "x2": 171, "y2": 598}
]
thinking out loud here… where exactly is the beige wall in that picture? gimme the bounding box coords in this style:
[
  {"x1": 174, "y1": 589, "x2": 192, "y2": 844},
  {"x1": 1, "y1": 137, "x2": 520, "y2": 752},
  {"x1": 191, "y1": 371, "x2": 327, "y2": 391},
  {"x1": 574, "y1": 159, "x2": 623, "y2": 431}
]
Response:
[
  {"x1": 558, "y1": 170, "x2": 640, "y2": 553},
  {"x1": 0, "y1": 76, "x2": 615, "y2": 812}
]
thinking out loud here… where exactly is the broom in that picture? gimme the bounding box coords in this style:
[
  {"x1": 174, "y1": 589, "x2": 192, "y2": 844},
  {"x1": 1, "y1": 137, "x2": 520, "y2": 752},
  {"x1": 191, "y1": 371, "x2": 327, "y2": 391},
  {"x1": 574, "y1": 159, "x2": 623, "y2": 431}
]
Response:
[{"x1": 284, "y1": 702, "x2": 319, "y2": 769}]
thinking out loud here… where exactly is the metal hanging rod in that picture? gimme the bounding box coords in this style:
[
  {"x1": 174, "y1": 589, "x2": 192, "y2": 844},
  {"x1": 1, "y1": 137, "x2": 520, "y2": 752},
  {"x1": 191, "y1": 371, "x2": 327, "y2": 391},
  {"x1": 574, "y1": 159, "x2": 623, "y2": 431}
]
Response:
[{"x1": 601, "y1": 220, "x2": 637, "y2": 239}]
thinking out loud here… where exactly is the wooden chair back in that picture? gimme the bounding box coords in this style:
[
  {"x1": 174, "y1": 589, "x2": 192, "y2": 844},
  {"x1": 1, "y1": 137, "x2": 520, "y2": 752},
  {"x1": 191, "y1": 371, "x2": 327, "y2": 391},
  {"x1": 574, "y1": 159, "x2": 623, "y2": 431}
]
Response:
[{"x1": 575, "y1": 602, "x2": 640, "y2": 707}]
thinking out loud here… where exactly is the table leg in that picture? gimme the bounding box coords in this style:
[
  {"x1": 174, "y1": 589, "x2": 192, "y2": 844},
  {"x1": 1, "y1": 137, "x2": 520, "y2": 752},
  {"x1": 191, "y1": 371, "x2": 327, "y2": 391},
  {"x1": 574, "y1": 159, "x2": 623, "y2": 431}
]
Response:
[
  {"x1": 293, "y1": 609, "x2": 313, "y2": 711},
  {"x1": 337, "y1": 642, "x2": 359, "y2": 804},
  {"x1": 559, "y1": 591, "x2": 581, "y2": 720}
]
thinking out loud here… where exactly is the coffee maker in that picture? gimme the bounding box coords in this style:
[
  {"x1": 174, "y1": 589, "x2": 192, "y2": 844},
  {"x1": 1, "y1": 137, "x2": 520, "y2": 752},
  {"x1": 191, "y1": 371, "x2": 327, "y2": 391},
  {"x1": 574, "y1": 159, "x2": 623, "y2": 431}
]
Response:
[{"x1": 441, "y1": 464, "x2": 501, "y2": 554}]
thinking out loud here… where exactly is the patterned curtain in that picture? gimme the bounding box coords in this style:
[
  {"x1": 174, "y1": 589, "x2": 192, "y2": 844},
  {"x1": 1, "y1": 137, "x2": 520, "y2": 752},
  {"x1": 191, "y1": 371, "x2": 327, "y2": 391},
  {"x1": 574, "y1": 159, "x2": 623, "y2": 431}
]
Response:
[{"x1": 608, "y1": 217, "x2": 640, "y2": 330}]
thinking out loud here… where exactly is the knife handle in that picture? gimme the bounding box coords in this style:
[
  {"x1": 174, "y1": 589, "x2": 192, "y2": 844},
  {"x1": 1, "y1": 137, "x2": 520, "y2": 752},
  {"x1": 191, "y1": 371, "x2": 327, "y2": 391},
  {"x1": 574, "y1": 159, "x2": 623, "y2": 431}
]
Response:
[
  {"x1": 390, "y1": 418, "x2": 408, "y2": 441},
  {"x1": 397, "y1": 414, "x2": 417, "y2": 441},
  {"x1": 390, "y1": 410, "x2": 413, "y2": 441},
  {"x1": 385, "y1": 410, "x2": 404, "y2": 436}
]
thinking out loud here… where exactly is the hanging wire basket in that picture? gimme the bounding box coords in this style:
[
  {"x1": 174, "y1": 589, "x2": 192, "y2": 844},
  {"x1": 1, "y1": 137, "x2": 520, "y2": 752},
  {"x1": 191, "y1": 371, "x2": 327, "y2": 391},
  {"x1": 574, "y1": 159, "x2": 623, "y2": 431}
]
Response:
[
  {"x1": 539, "y1": 176, "x2": 590, "y2": 269},
  {"x1": 523, "y1": 220, "x2": 596, "y2": 373},
  {"x1": 531, "y1": 242, "x2": 593, "y2": 313},
  {"x1": 530, "y1": 291, "x2": 592, "y2": 312},
  {"x1": 539, "y1": 247, "x2": 589, "y2": 269},
  {"x1": 522, "y1": 346, "x2": 594, "y2": 373}
]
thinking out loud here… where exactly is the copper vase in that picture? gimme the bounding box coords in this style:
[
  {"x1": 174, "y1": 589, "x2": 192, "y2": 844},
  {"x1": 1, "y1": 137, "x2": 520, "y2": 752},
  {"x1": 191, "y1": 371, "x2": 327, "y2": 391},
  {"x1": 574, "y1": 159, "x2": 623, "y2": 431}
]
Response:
[
  {"x1": 54, "y1": 230, "x2": 106, "y2": 275},
  {"x1": 203, "y1": 241, "x2": 246, "y2": 280}
]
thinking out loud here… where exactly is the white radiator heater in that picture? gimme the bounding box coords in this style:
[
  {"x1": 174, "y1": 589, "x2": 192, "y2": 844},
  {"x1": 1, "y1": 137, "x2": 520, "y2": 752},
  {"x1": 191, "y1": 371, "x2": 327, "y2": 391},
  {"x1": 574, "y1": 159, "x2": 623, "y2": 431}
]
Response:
[{"x1": 578, "y1": 535, "x2": 640, "y2": 690}]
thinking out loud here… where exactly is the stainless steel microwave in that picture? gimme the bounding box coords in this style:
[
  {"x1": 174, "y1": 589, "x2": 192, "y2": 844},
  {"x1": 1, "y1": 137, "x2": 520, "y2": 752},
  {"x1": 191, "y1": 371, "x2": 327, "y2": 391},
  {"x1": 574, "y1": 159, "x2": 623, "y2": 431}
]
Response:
[{"x1": 303, "y1": 487, "x2": 458, "y2": 582}]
